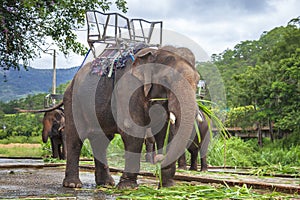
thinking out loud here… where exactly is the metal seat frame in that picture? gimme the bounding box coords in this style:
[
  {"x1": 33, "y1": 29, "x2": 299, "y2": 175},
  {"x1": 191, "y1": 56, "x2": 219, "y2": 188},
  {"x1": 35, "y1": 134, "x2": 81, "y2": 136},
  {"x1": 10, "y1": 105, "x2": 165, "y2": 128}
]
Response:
[{"x1": 86, "y1": 10, "x2": 163, "y2": 58}]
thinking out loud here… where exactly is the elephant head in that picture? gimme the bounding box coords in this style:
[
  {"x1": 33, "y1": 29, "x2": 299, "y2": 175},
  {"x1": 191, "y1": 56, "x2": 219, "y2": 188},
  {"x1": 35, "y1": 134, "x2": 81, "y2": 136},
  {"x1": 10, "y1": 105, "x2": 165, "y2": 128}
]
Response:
[
  {"x1": 42, "y1": 108, "x2": 65, "y2": 143},
  {"x1": 131, "y1": 46, "x2": 200, "y2": 167}
]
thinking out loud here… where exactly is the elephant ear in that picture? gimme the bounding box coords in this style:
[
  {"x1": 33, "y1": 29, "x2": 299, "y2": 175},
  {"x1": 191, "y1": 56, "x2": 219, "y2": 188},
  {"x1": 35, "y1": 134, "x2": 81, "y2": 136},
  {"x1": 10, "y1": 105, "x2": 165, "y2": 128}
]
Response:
[
  {"x1": 54, "y1": 110, "x2": 65, "y2": 132},
  {"x1": 131, "y1": 48, "x2": 157, "y2": 97}
]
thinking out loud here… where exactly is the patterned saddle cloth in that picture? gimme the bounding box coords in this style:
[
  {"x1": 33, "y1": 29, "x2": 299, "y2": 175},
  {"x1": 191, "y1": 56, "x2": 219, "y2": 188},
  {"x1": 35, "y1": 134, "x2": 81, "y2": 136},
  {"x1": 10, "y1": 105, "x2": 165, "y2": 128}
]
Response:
[{"x1": 91, "y1": 43, "x2": 149, "y2": 77}]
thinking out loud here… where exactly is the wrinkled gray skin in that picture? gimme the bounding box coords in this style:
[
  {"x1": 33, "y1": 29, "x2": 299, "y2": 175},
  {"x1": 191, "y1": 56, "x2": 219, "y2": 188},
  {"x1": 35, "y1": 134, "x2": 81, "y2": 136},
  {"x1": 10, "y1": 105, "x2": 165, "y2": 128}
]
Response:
[
  {"x1": 145, "y1": 46, "x2": 209, "y2": 171},
  {"x1": 62, "y1": 46, "x2": 200, "y2": 189},
  {"x1": 145, "y1": 109, "x2": 209, "y2": 171},
  {"x1": 42, "y1": 108, "x2": 66, "y2": 160},
  {"x1": 177, "y1": 109, "x2": 209, "y2": 171},
  {"x1": 163, "y1": 46, "x2": 210, "y2": 171}
]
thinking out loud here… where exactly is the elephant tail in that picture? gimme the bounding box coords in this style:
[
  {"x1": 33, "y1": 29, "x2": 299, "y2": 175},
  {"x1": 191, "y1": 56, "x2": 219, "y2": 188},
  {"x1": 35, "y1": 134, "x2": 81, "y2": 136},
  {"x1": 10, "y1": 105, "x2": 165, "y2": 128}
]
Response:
[{"x1": 15, "y1": 101, "x2": 64, "y2": 113}]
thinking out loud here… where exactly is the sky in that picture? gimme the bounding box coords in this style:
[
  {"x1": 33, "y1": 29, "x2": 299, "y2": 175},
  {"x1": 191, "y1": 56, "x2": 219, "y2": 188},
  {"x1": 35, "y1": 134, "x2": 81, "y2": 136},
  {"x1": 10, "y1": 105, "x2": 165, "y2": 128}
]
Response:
[{"x1": 30, "y1": 0, "x2": 300, "y2": 69}]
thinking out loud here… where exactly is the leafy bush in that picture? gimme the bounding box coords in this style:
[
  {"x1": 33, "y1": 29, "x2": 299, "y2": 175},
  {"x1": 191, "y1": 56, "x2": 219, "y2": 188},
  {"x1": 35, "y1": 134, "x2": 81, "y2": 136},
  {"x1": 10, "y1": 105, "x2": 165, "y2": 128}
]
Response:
[
  {"x1": 0, "y1": 113, "x2": 43, "y2": 141},
  {"x1": 207, "y1": 133, "x2": 300, "y2": 168},
  {"x1": 208, "y1": 136, "x2": 256, "y2": 167}
]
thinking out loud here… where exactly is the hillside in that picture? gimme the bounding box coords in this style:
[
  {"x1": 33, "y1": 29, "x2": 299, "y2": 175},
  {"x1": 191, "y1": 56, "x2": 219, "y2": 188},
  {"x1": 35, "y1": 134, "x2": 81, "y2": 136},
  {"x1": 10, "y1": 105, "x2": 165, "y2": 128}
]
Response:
[{"x1": 0, "y1": 67, "x2": 78, "y2": 102}]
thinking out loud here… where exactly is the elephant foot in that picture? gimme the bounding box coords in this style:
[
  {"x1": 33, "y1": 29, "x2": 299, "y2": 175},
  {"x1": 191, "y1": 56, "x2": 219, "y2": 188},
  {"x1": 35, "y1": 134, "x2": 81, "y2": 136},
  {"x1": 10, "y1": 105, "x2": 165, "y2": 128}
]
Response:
[
  {"x1": 177, "y1": 165, "x2": 187, "y2": 170},
  {"x1": 158, "y1": 179, "x2": 175, "y2": 188},
  {"x1": 200, "y1": 167, "x2": 208, "y2": 172},
  {"x1": 117, "y1": 176, "x2": 138, "y2": 189},
  {"x1": 63, "y1": 178, "x2": 82, "y2": 188},
  {"x1": 96, "y1": 174, "x2": 115, "y2": 186},
  {"x1": 189, "y1": 166, "x2": 198, "y2": 171}
]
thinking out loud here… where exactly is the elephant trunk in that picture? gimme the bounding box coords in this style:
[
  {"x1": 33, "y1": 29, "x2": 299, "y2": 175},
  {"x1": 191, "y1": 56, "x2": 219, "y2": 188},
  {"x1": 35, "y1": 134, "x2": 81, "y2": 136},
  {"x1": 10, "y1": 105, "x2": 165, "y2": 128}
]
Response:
[
  {"x1": 161, "y1": 85, "x2": 197, "y2": 168},
  {"x1": 42, "y1": 120, "x2": 52, "y2": 143}
]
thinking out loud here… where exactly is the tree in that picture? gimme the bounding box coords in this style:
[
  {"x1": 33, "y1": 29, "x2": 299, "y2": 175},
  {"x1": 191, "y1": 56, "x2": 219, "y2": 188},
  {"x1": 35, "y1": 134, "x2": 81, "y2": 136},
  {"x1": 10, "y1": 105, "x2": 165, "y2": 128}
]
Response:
[
  {"x1": 214, "y1": 17, "x2": 300, "y2": 142},
  {"x1": 0, "y1": 0, "x2": 127, "y2": 70}
]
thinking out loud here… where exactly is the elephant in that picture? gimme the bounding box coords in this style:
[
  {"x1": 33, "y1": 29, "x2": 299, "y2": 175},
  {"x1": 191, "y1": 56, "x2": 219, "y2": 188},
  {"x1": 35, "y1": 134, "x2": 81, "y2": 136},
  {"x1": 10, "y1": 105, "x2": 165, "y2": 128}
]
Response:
[
  {"x1": 15, "y1": 106, "x2": 66, "y2": 160},
  {"x1": 42, "y1": 108, "x2": 66, "y2": 160},
  {"x1": 177, "y1": 109, "x2": 209, "y2": 171},
  {"x1": 145, "y1": 108, "x2": 210, "y2": 172},
  {"x1": 62, "y1": 44, "x2": 200, "y2": 189},
  {"x1": 143, "y1": 45, "x2": 209, "y2": 170}
]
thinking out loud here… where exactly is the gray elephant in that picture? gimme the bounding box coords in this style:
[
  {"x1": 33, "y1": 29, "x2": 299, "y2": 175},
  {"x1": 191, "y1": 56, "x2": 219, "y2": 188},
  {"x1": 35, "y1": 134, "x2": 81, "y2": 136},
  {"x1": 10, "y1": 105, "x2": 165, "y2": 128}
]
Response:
[
  {"x1": 177, "y1": 109, "x2": 209, "y2": 171},
  {"x1": 42, "y1": 108, "x2": 66, "y2": 160},
  {"x1": 145, "y1": 108, "x2": 210, "y2": 171},
  {"x1": 16, "y1": 107, "x2": 66, "y2": 160},
  {"x1": 62, "y1": 45, "x2": 200, "y2": 189},
  {"x1": 144, "y1": 45, "x2": 210, "y2": 171}
]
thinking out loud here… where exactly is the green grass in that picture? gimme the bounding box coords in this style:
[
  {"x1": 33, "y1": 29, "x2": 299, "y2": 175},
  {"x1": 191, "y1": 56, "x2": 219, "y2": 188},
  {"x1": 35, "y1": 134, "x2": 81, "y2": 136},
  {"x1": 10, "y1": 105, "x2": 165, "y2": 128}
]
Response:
[
  {"x1": 0, "y1": 143, "x2": 43, "y2": 157},
  {"x1": 98, "y1": 183, "x2": 297, "y2": 199}
]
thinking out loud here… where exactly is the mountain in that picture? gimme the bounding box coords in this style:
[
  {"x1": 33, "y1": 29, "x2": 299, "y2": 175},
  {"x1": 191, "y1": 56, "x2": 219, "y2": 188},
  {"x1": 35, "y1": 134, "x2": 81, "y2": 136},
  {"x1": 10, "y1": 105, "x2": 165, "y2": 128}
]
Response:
[{"x1": 0, "y1": 67, "x2": 78, "y2": 102}]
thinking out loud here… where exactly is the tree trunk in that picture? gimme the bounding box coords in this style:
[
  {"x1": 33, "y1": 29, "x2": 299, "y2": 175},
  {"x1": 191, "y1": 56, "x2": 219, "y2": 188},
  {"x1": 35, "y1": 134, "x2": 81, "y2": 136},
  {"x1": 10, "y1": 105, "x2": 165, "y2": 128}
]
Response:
[{"x1": 268, "y1": 118, "x2": 274, "y2": 142}]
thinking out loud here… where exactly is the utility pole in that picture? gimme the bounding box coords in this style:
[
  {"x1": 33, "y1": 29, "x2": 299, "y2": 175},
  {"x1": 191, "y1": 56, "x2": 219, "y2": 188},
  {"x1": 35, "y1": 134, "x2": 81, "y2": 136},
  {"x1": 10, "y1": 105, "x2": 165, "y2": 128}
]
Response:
[{"x1": 52, "y1": 49, "x2": 56, "y2": 95}]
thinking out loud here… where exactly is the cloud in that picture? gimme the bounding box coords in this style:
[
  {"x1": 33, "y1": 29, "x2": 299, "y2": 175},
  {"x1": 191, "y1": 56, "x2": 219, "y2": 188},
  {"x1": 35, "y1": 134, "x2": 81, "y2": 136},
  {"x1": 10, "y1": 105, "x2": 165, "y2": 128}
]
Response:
[{"x1": 31, "y1": 0, "x2": 300, "y2": 68}]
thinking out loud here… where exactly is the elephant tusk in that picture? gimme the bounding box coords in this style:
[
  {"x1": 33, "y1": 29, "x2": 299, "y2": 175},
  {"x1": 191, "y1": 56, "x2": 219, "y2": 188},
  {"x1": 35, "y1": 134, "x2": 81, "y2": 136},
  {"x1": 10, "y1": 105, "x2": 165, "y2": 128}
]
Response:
[
  {"x1": 169, "y1": 112, "x2": 176, "y2": 124},
  {"x1": 196, "y1": 113, "x2": 203, "y2": 122}
]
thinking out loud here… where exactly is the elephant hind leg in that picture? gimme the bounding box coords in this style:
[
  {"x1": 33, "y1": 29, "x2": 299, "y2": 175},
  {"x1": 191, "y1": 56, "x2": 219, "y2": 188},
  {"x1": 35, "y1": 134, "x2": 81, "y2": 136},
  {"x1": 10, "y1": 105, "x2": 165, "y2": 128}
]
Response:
[
  {"x1": 117, "y1": 134, "x2": 144, "y2": 189},
  {"x1": 177, "y1": 153, "x2": 187, "y2": 170},
  {"x1": 89, "y1": 133, "x2": 115, "y2": 186},
  {"x1": 94, "y1": 158, "x2": 115, "y2": 186},
  {"x1": 200, "y1": 156, "x2": 208, "y2": 172},
  {"x1": 189, "y1": 149, "x2": 198, "y2": 171},
  {"x1": 145, "y1": 140, "x2": 156, "y2": 164}
]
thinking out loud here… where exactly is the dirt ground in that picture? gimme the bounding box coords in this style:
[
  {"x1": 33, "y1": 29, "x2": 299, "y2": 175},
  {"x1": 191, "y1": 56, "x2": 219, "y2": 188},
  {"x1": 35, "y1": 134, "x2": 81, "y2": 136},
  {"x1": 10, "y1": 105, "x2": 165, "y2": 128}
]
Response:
[
  {"x1": 1, "y1": 158, "x2": 299, "y2": 199},
  {"x1": 0, "y1": 166, "x2": 118, "y2": 199}
]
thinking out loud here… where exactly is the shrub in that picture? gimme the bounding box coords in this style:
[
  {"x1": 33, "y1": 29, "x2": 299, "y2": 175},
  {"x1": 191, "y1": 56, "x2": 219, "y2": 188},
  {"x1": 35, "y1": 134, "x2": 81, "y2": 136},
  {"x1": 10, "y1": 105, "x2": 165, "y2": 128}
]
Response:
[{"x1": 208, "y1": 136, "x2": 256, "y2": 167}]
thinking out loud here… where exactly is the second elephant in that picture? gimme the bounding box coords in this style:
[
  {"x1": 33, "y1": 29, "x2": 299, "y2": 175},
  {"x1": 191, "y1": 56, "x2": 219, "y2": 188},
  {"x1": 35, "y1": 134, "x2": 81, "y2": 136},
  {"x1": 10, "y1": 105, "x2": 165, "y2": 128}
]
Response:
[
  {"x1": 145, "y1": 108, "x2": 210, "y2": 171},
  {"x1": 177, "y1": 109, "x2": 209, "y2": 171},
  {"x1": 42, "y1": 108, "x2": 66, "y2": 160}
]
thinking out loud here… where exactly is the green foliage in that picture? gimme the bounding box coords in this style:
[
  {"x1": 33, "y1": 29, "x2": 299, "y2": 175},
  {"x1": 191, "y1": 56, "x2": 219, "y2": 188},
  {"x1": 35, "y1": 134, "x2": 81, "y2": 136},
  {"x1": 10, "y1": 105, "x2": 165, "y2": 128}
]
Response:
[
  {"x1": 212, "y1": 17, "x2": 300, "y2": 136},
  {"x1": 225, "y1": 105, "x2": 255, "y2": 128},
  {"x1": 208, "y1": 133, "x2": 300, "y2": 168},
  {"x1": 0, "y1": 113, "x2": 43, "y2": 140},
  {"x1": 1, "y1": 136, "x2": 38, "y2": 143},
  {"x1": 208, "y1": 136, "x2": 256, "y2": 167},
  {"x1": 81, "y1": 140, "x2": 93, "y2": 158},
  {"x1": 78, "y1": 134, "x2": 125, "y2": 159},
  {"x1": 0, "y1": 0, "x2": 127, "y2": 70}
]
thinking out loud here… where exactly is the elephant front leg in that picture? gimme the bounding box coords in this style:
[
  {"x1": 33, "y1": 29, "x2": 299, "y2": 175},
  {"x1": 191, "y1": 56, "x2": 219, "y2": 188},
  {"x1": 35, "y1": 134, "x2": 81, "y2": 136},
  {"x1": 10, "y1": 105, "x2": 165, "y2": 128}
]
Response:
[
  {"x1": 117, "y1": 135, "x2": 144, "y2": 189},
  {"x1": 160, "y1": 162, "x2": 176, "y2": 187},
  {"x1": 155, "y1": 125, "x2": 176, "y2": 188},
  {"x1": 63, "y1": 135, "x2": 83, "y2": 188},
  {"x1": 50, "y1": 138, "x2": 59, "y2": 159}
]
